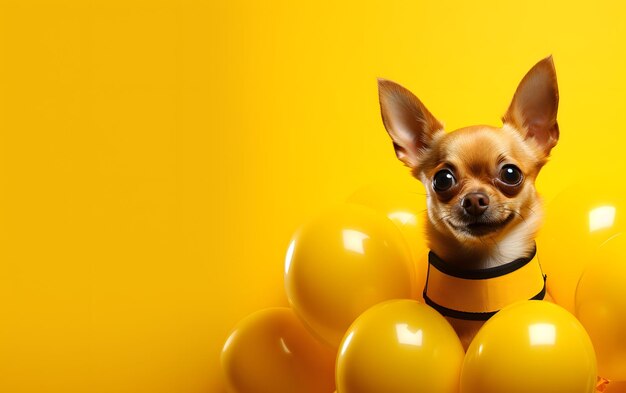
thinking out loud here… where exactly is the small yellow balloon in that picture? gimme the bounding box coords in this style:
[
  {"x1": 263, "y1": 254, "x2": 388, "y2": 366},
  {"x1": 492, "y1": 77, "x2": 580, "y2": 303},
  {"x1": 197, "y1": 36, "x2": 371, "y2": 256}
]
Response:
[
  {"x1": 461, "y1": 300, "x2": 597, "y2": 393},
  {"x1": 221, "y1": 308, "x2": 336, "y2": 393},
  {"x1": 576, "y1": 233, "x2": 626, "y2": 381},
  {"x1": 347, "y1": 183, "x2": 429, "y2": 300},
  {"x1": 336, "y1": 299, "x2": 464, "y2": 393},
  {"x1": 285, "y1": 204, "x2": 416, "y2": 347},
  {"x1": 537, "y1": 186, "x2": 626, "y2": 312}
]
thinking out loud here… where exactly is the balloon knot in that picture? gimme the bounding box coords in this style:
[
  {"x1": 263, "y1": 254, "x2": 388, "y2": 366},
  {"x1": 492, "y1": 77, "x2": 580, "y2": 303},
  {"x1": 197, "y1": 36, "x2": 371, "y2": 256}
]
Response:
[{"x1": 596, "y1": 376, "x2": 610, "y2": 392}]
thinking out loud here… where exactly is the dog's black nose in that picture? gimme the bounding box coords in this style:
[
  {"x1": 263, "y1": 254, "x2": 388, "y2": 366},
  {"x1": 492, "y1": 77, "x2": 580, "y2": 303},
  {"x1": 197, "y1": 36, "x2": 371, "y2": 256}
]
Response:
[{"x1": 461, "y1": 193, "x2": 490, "y2": 216}]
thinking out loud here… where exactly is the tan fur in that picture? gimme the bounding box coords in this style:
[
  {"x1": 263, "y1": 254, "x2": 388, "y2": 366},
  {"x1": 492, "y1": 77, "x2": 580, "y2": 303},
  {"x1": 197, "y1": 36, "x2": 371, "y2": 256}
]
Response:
[{"x1": 378, "y1": 56, "x2": 559, "y2": 349}]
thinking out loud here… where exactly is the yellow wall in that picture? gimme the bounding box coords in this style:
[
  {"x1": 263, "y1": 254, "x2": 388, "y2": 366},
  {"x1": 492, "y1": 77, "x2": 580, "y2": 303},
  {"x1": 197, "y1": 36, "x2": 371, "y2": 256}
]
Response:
[{"x1": 0, "y1": 1, "x2": 625, "y2": 392}]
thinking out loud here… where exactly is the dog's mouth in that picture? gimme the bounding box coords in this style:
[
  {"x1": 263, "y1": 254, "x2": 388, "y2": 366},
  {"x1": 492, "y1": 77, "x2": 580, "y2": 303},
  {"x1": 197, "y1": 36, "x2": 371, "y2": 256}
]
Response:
[{"x1": 448, "y1": 213, "x2": 515, "y2": 237}]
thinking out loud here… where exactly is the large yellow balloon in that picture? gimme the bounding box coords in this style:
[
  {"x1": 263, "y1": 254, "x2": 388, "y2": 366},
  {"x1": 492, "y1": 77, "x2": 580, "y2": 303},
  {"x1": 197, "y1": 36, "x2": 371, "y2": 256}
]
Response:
[
  {"x1": 285, "y1": 204, "x2": 416, "y2": 347},
  {"x1": 336, "y1": 299, "x2": 464, "y2": 393},
  {"x1": 347, "y1": 183, "x2": 429, "y2": 300},
  {"x1": 576, "y1": 233, "x2": 626, "y2": 381},
  {"x1": 537, "y1": 186, "x2": 626, "y2": 312},
  {"x1": 461, "y1": 300, "x2": 597, "y2": 393},
  {"x1": 221, "y1": 308, "x2": 336, "y2": 393}
]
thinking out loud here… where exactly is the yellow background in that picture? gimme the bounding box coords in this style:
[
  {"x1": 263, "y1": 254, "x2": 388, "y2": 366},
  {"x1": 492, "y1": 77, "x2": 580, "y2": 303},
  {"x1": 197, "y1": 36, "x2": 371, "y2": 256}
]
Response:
[{"x1": 0, "y1": 1, "x2": 625, "y2": 392}]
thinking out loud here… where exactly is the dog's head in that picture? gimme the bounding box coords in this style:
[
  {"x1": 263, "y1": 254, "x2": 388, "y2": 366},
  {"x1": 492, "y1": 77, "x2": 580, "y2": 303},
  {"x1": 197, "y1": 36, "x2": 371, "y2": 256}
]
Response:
[{"x1": 378, "y1": 57, "x2": 559, "y2": 249}]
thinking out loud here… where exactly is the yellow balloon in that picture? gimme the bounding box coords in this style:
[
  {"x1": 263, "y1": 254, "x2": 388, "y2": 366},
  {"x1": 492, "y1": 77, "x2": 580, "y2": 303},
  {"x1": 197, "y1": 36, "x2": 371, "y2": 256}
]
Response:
[
  {"x1": 285, "y1": 204, "x2": 416, "y2": 347},
  {"x1": 221, "y1": 308, "x2": 336, "y2": 393},
  {"x1": 461, "y1": 300, "x2": 597, "y2": 393},
  {"x1": 537, "y1": 185, "x2": 626, "y2": 312},
  {"x1": 576, "y1": 233, "x2": 626, "y2": 381},
  {"x1": 347, "y1": 183, "x2": 429, "y2": 300},
  {"x1": 336, "y1": 299, "x2": 464, "y2": 393}
]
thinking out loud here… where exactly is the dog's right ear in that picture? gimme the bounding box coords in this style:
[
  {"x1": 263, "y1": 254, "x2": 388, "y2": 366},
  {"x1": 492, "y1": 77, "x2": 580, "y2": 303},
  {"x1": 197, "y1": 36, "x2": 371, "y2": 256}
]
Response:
[{"x1": 378, "y1": 79, "x2": 443, "y2": 169}]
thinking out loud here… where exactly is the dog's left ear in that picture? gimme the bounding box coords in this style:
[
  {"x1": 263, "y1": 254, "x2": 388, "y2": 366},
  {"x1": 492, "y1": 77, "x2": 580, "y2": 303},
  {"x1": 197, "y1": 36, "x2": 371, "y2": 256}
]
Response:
[{"x1": 503, "y1": 56, "x2": 559, "y2": 156}]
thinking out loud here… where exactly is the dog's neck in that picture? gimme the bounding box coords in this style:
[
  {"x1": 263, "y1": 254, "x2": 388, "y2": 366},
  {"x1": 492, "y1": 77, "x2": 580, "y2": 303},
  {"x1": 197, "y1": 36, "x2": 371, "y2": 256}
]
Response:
[{"x1": 425, "y1": 201, "x2": 542, "y2": 269}]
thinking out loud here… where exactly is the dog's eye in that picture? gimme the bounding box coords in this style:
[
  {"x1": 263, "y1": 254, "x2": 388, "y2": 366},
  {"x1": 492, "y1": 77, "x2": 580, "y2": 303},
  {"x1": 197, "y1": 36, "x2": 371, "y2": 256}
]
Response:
[
  {"x1": 433, "y1": 169, "x2": 456, "y2": 192},
  {"x1": 500, "y1": 164, "x2": 523, "y2": 185}
]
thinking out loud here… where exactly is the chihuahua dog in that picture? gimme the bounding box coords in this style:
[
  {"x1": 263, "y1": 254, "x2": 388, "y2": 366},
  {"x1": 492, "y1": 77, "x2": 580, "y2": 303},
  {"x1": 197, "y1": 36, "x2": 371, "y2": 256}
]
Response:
[{"x1": 378, "y1": 57, "x2": 558, "y2": 349}]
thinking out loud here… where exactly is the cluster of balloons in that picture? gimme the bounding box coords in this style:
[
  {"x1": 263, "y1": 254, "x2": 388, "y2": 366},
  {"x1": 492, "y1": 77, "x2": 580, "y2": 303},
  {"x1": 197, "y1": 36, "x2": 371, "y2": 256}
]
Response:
[
  {"x1": 221, "y1": 184, "x2": 626, "y2": 393},
  {"x1": 538, "y1": 187, "x2": 626, "y2": 383}
]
